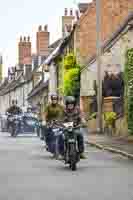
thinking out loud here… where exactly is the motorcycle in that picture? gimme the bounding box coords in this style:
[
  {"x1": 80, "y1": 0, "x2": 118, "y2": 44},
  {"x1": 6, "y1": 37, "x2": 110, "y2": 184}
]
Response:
[
  {"x1": 45, "y1": 120, "x2": 81, "y2": 170},
  {"x1": 63, "y1": 122, "x2": 80, "y2": 171},
  {"x1": 7, "y1": 114, "x2": 21, "y2": 137},
  {"x1": 23, "y1": 115, "x2": 40, "y2": 136},
  {"x1": 45, "y1": 120, "x2": 64, "y2": 159}
]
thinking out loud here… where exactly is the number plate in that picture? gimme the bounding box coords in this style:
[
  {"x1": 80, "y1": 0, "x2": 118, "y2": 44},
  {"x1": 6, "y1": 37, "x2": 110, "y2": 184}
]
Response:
[
  {"x1": 68, "y1": 139, "x2": 75, "y2": 143},
  {"x1": 53, "y1": 128, "x2": 60, "y2": 132}
]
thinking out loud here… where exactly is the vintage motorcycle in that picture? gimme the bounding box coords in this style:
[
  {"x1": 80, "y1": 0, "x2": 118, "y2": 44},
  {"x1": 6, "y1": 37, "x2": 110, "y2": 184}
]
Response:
[
  {"x1": 45, "y1": 120, "x2": 64, "y2": 159},
  {"x1": 7, "y1": 113, "x2": 22, "y2": 137},
  {"x1": 63, "y1": 122, "x2": 80, "y2": 171},
  {"x1": 23, "y1": 115, "x2": 41, "y2": 136},
  {"x1": 45, "y1": 120, "x2": 81, "y2": 171}
]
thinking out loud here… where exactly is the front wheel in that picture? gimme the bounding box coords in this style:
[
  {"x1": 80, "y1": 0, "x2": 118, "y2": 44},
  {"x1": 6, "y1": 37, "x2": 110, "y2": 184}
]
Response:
[
  {"x1": 70, "y1": 162, "x2": 77, "y2": 171},
  {"x1": 10, "y1": 125, "x2": 17, "y2": 137},
  {"x1": 69, "y1": 143, "x2": 77, "y2": 171}
]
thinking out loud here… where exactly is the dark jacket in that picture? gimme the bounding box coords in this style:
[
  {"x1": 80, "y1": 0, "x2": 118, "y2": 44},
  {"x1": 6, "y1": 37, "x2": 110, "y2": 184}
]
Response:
[{"x1": 64, "y1": 107, "x2": 81, "y2": 125}]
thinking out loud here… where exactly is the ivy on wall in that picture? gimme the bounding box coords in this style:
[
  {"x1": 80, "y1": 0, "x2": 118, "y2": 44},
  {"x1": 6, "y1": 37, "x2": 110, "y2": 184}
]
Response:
[
  {"x1": 125, "y1": 48, "x2": 133, "y2": 135},
  {"x1": 63, "y1": 53, "x2": 80, "y2": 99}
]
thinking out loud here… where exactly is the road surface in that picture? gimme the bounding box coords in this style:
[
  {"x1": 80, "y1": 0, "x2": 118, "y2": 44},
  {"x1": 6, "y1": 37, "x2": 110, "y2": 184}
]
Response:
[{"x1": 0, "y1": 132, "x2": 132, "y2": 200}]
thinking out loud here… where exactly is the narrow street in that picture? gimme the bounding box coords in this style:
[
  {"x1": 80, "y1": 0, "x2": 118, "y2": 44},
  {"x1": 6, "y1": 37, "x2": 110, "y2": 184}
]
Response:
[{"x1": 0, "y1": 132, "x2": 132, "y2": 200}]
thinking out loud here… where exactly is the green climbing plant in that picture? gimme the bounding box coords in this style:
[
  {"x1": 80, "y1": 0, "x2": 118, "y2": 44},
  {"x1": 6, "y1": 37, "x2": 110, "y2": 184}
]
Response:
[
  {"x1": 125, "y1": 48, "x2": 133, "y2": 135},
  {"x1": 63, "y1": 53, "x2": 80, "y2": 99}
]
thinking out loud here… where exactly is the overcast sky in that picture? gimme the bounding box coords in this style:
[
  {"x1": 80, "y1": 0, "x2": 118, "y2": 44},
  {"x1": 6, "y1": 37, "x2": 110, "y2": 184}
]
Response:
[{"x1": 0, "y1": 0, "x2": 90, "y2": 76}]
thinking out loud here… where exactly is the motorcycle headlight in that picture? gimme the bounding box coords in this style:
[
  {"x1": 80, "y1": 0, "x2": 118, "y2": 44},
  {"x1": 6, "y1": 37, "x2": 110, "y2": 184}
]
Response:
[{"x1": 68, "y1": 128, "x2": 73, "y2": 132}]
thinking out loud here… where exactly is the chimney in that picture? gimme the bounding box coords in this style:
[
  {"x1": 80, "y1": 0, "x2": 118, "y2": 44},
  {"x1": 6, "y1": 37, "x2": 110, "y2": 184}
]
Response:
[
  {"x1": 36, "y1": 24, "x2": 50, "y2": 57},
  {"x1": 18, "y1": 35, "x2": 32, "y2": 65},
  {"x1": 62, "y1": 8, "x2": 75, "y2": 37}
]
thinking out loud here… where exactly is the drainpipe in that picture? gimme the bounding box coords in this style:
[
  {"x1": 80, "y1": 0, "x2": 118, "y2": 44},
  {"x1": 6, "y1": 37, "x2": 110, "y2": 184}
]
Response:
[{"x1": 96, "y1": 0, "x2": 103, "y2": 133}]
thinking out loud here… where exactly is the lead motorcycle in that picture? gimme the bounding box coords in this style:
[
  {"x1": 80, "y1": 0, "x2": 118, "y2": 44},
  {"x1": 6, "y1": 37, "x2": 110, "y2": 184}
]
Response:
[
  {"x1": 63, "y1": 121, "x2": 80, "y2": 171},
  {"x1": 46, "y1": 120, "x2": 81, "y2": 171}
]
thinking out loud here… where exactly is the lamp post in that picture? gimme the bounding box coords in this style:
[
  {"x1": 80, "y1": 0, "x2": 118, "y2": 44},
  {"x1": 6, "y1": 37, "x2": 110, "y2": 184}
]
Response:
[{"x1": 96, "y1": 0, "x2": 102, "y2": 133}]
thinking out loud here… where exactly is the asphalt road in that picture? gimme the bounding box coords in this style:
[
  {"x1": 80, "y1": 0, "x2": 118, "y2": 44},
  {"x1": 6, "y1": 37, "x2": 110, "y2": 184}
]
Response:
[{"x1": 0, "y1": 132, "x2": 132, "y2": 200}]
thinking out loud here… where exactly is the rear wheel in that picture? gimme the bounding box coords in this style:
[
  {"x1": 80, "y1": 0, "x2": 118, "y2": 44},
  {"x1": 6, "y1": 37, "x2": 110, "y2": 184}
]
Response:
[
  {"x1": 10, "y1": 126, "x2": 16, "y2": 137},
  {"x1": 54, "y1": 137, "x2": 59, "y2": 159}
]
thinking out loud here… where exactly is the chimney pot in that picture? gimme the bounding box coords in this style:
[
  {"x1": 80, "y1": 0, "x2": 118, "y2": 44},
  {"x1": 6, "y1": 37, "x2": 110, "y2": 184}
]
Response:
[
  {"x1": 27, "y1": 36, "x2": 30, "y2": 42},
  {"x1": 65, "y1": 8, "x2": 68, "y2": 16},
  {"x1": 44, "y1": 25, "x2": 48, "y2": 31},
  {"x1": 38, "y1": 25, "x2": 42, "y2": 31},
  {"x1": 70, "y1": 9, "x2": 73, "y2": 16},
  {"x1": 20, "y1": 36, "x2": 22, "y2": 42}
]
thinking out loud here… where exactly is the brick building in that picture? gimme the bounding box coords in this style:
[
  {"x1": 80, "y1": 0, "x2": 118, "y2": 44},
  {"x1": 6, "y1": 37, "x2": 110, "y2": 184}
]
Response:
[{"x1": 78, "y1": 0, "x2": 133, "y2": 65}]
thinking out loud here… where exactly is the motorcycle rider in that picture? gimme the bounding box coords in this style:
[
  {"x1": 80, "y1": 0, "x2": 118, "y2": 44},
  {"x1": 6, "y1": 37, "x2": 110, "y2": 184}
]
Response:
[
  {"x1": 42, "y1": 94, "x2": 64, "y2": 149},
  {"x1": 6, "y1": 100, "x2": 22, "y2": 115},
  {"x1": 64, "y1": 96, "x2": 86, "y2": 159},
  {"x1": 6, "y1": 100, "x2": 22, "y2": 130}
]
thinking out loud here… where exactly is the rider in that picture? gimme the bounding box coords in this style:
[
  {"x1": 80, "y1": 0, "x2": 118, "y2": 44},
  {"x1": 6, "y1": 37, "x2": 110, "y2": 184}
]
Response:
[
  {"x1": 6, "y1": 100, "x2": 22, "y2": 115},
  {"x1": 6, "y1": 100, "x2": 22, "y2": 129},
  {"x1": 42, "y1": 94, "x2": 64, "y2": 147},
  {"x1": 64, "y1": 96, "x2": 86, "y2": 159}
]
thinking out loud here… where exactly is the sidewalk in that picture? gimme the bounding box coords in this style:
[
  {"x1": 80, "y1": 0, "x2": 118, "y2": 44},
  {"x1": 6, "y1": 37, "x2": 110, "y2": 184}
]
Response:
[{"x1": 87, "y1": 133, "x2": 133, "y2": 159}]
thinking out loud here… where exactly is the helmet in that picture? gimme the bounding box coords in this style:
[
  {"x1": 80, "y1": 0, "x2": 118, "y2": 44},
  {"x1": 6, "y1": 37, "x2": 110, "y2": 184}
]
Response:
[
  {"x1": 65, "y1": 96, "x2": 76, "y2": 106},
  {"x1": 51, "y1": 94, "x2": 58, "y2": 101}
]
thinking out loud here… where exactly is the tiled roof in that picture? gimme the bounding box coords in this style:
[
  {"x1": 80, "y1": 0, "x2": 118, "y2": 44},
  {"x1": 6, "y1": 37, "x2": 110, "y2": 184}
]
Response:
[
  {"x1": 27, "y1": 80, "x2": 48, "y2": 99},
  {"x1": 49, "y1": 38, "x2": 62, "y2": 50},
  {"x1": 78, "y1": 3, "x2": 89, "y2": 14}
]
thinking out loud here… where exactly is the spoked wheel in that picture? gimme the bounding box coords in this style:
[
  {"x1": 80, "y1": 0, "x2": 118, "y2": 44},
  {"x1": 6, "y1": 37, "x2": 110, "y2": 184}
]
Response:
[
  {"x1": 69, "y1": 143, "x2": 77, "y2": 171},
  {"x1": 70, "y1": 162, "x2": 76, "y2": 171}
]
